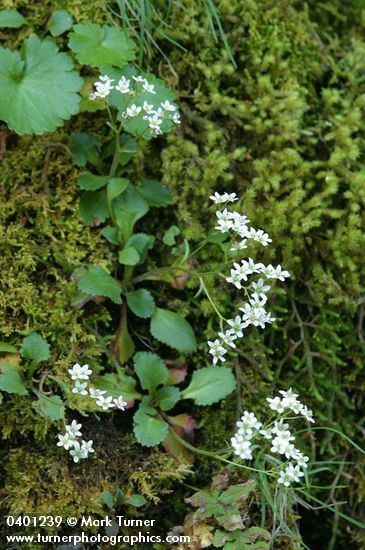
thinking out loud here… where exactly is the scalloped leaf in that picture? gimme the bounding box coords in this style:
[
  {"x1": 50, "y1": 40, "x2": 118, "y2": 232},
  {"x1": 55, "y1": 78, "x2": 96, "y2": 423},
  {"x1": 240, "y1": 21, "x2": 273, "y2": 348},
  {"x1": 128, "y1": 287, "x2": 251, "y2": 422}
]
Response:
[
  {"x1": 150, "y1": 308, "x2": 196, "y2": 353},
  {"x1": 126, "y1": 289, "x2": 155, "y2": 318},
  {"x1": 78, "y1": 266, "x2": 122, "y2": 304},
  {"x1": 0, "y1": 363, "x2": 27, "y2": 395},
  {"x1": 155, "y1": 386, "x2": 180, "y2": 411},
  {"x1": 181, "y1": 367, "x2": 236, "y2": 406},
  {"x1": 134, "y1": 352, "x2": 168, "y2": 392},
  {"x1": 48, "y1": 10, "x2": 73, "y2": 37},
  {"x1": 133, "y1": 400, "x2": 168, "y2": 447},
  {"x1": 0, "y1": 9, "x2": 27, "y2": 28},
  {"x1": 0, "y1": 36, "x2": 82, "y2": 135},
  {"x1": 20, "y1": 333, "x2": 50, "y2": 364},
  {"x1": 32, "y1": 394, "x2": 65, "y2": 421},
  {"x1": 69, "y1": 23, "x2": 135, "y2": 68}
]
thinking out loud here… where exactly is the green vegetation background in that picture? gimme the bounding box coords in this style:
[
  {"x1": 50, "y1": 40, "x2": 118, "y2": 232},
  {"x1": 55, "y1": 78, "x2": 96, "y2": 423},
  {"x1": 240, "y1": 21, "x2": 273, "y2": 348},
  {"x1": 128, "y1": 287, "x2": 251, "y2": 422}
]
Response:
[{"x1": 0, "y1": 0, "x2": 364, "y2": 548}]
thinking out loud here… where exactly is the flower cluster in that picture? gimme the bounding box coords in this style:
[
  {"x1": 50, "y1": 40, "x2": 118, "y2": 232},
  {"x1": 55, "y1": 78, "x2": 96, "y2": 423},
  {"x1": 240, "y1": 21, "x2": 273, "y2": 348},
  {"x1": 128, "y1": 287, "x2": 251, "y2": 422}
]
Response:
[
  {"x1": 68, "y1": 363, "x2": 127, "y2": 411},
  {"x1": 231, "y1": 389, "x2": 314, "y2": 487},
  {"x1": 57, "y1": 363, "x2": 128, "y2": 463},
  {"x1": 207, "y1": 191, "x2": 290, "y2": 365},
  {"x1": 57, "y1": 420, "x2": 94, "y2": 463},
  {"x1": 89, "y1": 74, "x2": 181, "y2": 135}
]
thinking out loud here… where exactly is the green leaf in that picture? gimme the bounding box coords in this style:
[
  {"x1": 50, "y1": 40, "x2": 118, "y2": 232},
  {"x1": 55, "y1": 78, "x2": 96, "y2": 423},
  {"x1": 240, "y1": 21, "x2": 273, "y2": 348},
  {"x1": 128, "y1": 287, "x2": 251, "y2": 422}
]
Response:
[
  {"x1": 20, "y1": 333, "x2": 50, "y2": 364},
  {"x1": 79, "y1": 189, "x2": 109, "y2": 226},
  {"x1": 48, "y1": 9, "x2": 73, "y2": 36},
  {"x1": 181, "y1": 367, "x2": 236, "y2": 406},
  {"x1": 107, "y1": 178, "x2": 129, "y2": 203},
  {"x1": 0, "y1": 364, "x2": 27, "y2": 395},
  {"x1": 163, "y1": 225, "x2": 180, "y2": 246},
  {"x1": 113, "y1": 184, "x2": 149, "y2": 242},
  {"x1": 150, "y1": 308, "x2": 196, "y2": 353},
  {"x1": 126, "y1": 494, "x2": 146, "y2": 507},
  {"x1": 71, "y1": 132, "x2": 101, "y2": 167},
  {"x1": 78, "y1": 172, "x2": 110, "y2": 190},
  {"x1": 133, "y1": 400, "x2": 169, "y2": 447},
  {"x1": 0, "y1": 342, "x2": 17, "y2": 353},
  {"x1": 134, "y1": 352, "x2": 168, "y2": 392},
  {"x1": 155, "y1": 386, "x2": 180, "y2": 411},
  {"x1": 127, "y1": 289, "x2": 155, "y2": 318},
  {"x1": 69, "y1": 23, "x2": 135, "y2": 68},
  {"x1": 101, "y1": 226, "x2": 120, "y2": 245},
  {"x1": 139, "y1": 179, "x2": 172, "y2": 207},
  {"x1": 0, "y1": 37, "x2": 82, "y2": 135},
  {"x1": 126, "y1": 233, "x2": 154, "y2": 263},
  {"x1": 78, "y1": 266, "x2": 122, "y2": 304},
  {"x1": 0, "y1": 9, "x2": 27, "y2": 28},
  {"x1": 220, "y1": 481, "x2": 256, "y2": 505},
  {"x1": 32, "y1": 394, "x2": 65, "y2": 421},
  {"x1": 116, "y1": 308, "x2": 135, "y2": 364},
  {"x1": 96, "y1": 371, "x2": 141, "y2": 401},
  {"x1": 101, "y1": 491, "x2": 114, "y2": 509},
  {"x1": 118, "y1": 246, "x2": 140, "y2": 266}
]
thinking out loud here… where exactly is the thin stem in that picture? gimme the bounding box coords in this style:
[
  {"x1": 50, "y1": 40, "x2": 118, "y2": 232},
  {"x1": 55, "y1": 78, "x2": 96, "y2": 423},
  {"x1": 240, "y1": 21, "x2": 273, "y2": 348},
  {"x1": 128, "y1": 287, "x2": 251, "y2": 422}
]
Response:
[
  {"x1": 199, "y1": 276, "x2": 227, "y2": 322},
  {"x1": 169, "y1": 429, "x2": 269, "y2": 475}
]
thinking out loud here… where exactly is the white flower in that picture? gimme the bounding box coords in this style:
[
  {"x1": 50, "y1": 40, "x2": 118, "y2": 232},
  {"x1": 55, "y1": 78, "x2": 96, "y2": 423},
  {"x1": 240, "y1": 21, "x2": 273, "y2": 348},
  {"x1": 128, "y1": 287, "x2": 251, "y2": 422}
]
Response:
[
  {"x1": 260, "y1": 264, "x2": 277, "y2": 278},
  {"x1": 295, "y1": 453, "x2": 309, "y2": 468},
  {"x1": 266, "y1": 396, "x2": 285, "y2": 413},
  {"x1": 80, "y1": 440, "x2": 94, "y2": 458},
  {"x1": 273, "y1": 265, "x2": 291, "y2": 281},
  {"x1": 70, "y1": 441, "x2": 83, "y2": 463},
  {"x1": 126, "y1": 104, "x2": 142, "y2": 117},
  {"x1": 230, "y1": 239, "x2": 248, "y2": 251},
  {"x1": 278, "y1": 469, "x2": 292, "y2": 487},
  {"x1": 133, "y1": 75, "x2": 146, "y2": 83},
  {"x1": 227, "y1": 316, "x2": 246, "y2": 338},
  {"x1": 96, "y1": 395, "x2": 114, "y2": 410},
  {"x1": 172, "y1": 112, "x2": 181, "y2": 124},
  {"x1": 148, "y1": 114, "x2": 163, "y2": 133},
  {"x1": 286, "y1": 463, "x2": 305, "y2": 482},
  {"x1": 299, "y1": 404, "x2": 315, "y2": 423},
  {"x1": 143, "y1": 101, "x2": 155, "y2": 114},
  {"x1": 240, "y1": 303, "x2": 272, "y2": 329},
  {"x1": 236, "y1": 411, "x2": 262, "y2": 435},
  {"x1": 207, "y1": 339, "x2": 227, "y2": 364},
  {"x1": 218, "y1": 330, "x2": 237, "y2": 349},
  {"x1": 57, "y1": 433, "x2": 75, "y2": 450},
  {"x1": 89, "y1": 388, "x2": 107, "y2": 399},
  {"x1": 161, "y1": 100, "x2": 176, "y2": 111},
  {"x1": 90, "y1": 76, "x2": 114, "y2": 100},
  {"x1": 113, "y1": 395, "x2": 128, "y2": 410},
  {"x1": 143, "y1": 81, "x2": 156, "y2": 94},
  {"x1": 259, "y1": 428, "x2": 273, "y2": 439},
  {"x1": 211, "y1": 192, "x2": 239, "y2": 204},
  {"x1": 65, "y1": 420, "x2": 82, "y2": 438},
  {"x1": 68, "y1": 363, "x2": 92, "y2": 381},
  {"x1": 115, "y1": 76, "x2": 131, "y2": 94},
  {"x1": 248, "y1": 228, "x2": 272, "y2": 246},
  {"x1": 252, "y1": 278, "x2": 271, "y2": 298},
  {"x1": 215, "y1": 218, "x2": 234, "y2": 233},
  {"x1": 72, "y1": 380, "x2": 88, "y2": 396},
  {"x1": 210, "y1": 192, "x2": 226, "y2": 204},
  {"x1": 231, "y1": 435, "x2": 253, "y2": 460},
  {"x1": 226, "y1": 269, "x2": 243, "y2": 289},
  {"x1": 272, "y1": 420, "x2": 290, "y2": 435}
]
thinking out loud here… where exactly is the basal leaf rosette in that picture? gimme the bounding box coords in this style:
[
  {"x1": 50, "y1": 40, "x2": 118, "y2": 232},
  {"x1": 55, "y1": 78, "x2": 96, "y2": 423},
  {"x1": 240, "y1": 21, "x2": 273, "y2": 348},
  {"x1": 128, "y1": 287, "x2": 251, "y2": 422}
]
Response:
[{"x1": 0, "y1": 36, "x2": 83, "y2": 135}]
